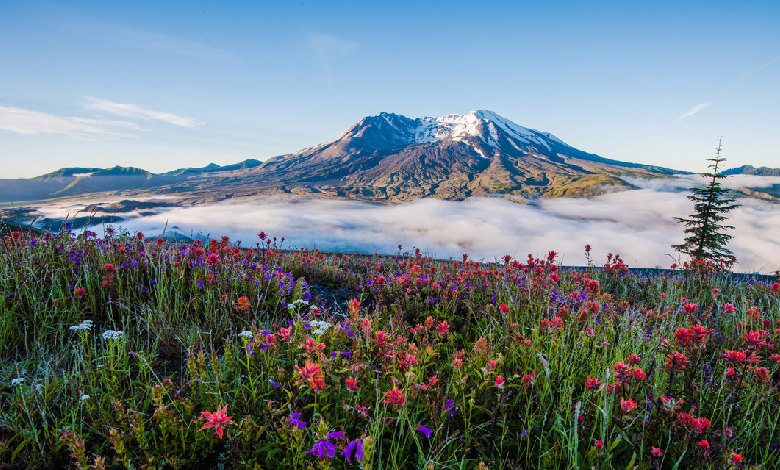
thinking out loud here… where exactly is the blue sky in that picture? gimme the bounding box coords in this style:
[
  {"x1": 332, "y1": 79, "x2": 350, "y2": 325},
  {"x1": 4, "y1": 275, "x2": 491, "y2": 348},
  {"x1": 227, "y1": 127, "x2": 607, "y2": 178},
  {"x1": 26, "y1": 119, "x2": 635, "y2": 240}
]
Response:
[{"x1": 1, "y1": 0, "x2": 778, "y2": 178}]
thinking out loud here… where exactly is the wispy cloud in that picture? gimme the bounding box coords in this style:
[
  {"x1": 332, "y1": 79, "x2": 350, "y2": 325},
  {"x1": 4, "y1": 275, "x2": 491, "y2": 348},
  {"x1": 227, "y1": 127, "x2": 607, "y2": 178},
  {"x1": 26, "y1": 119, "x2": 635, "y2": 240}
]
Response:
[
  {"x1": 61, "y1": 17, "x2": 235, "y2": 61},
  {"x1": 307, "y1": 33, "x2": 360, "y2": 61},
  {"x1": 0, "y1": 104, "x2": 142, "y2": 137},
  {"x1": 676, "y1": 101, "x2": 712, "y2": 123},
  {"x1": 82, "y1": 97, "x2": 204, "y2": 127}
]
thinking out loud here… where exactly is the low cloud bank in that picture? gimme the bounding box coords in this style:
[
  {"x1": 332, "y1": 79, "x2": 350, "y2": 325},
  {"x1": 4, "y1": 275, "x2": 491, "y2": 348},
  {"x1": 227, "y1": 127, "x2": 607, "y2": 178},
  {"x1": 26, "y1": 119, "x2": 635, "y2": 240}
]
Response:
[{"x1": 101, "y1": 175, "x2": 780, "y2": 273}]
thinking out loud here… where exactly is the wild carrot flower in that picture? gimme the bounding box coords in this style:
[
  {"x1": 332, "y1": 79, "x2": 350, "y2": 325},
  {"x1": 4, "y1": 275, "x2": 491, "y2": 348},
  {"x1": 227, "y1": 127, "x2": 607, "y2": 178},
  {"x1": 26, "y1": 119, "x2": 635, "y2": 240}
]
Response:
[{"x1": 199, "y1": 405, "x2": 233, "y2": 439}]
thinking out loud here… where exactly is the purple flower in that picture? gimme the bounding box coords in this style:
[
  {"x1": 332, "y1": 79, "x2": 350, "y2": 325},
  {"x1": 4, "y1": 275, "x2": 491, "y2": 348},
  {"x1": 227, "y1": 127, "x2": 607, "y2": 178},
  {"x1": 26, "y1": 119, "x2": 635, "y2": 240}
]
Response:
[
  {"x1": 289, "y1": 413, "x2": 307, "y2": 429},
  {"x1": 306, "y1": 439, "x2": 337, "y2": 459},
  {"x1": 326, "y1": 430, "x2": 344, "y2": 440},
  {"x1": 341, "y1": 439, "x2": 364, "y2": 462},
  {"x1": 417, "y1": 425, "x2": 433, "y2": 439},
  {"x1": 268, "y1": 379, "x2": 280, "y2": 388},
  {"x1": 444, "y1": 399, "x2": 454, "y2": 410}
]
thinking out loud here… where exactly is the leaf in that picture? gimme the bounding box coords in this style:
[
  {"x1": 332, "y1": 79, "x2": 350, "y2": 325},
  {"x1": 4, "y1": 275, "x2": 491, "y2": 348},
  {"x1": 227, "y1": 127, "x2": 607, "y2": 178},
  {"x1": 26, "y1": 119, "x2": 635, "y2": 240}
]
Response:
[
  {"x1": 625, "y1": 452, "x2": 636, "y2": 470},
  {"x1": 609, "y1": 435, "x2": 622, "y2": 452}
]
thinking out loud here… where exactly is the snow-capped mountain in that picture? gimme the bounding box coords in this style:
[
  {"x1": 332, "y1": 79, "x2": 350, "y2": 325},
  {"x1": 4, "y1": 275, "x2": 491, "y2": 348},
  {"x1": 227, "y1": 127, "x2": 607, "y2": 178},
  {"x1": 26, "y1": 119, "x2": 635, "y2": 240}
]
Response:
[
  {"x1": 247, "y1": 110, "x2": 675, "y2": 201},
  {"x1": 2, "y1": 111, "x2": 679, "y2": 205}
]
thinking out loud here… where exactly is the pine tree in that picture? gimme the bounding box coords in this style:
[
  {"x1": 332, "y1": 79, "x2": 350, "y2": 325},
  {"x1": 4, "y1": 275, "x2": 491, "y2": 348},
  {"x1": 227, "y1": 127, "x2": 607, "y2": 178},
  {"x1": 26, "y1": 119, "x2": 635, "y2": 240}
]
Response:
[{"x1": 673, "y1": 139, "x2": 739, "y2": 267}]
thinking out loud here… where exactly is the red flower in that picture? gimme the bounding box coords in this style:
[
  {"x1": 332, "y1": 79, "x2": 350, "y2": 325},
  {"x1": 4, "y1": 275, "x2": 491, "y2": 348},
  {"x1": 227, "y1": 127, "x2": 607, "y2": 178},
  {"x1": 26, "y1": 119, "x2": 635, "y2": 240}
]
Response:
[
  {"x1": 729, "y1": 453, "x2": 742, "y2": 466},
  {"x1": 595, "y1": 440, "x2": 604, "y2": 449},
  {"x1": 585, "y1": 376, "x2": 602, "y2": 390},
  {"x1": 384, "y1": 387, "x2": 405, "y2": 406},
  {"x1": 627, "y1": 353, "x2": 641, "y2": 365},
  {"x1": 621, "y1": 397, "x2": 637, "y2": 413},
  {"x1": 436, "y1": 320, "x2": 449, "y2": 336},
  {"x1": 73, "y1": 287, "x2": 87, "y2": 298},
  {"x1": 295, "y1": 358, "x2": 324, "y2": 387},
  {"x1": 522, "y1": 371, "x2": 536, "y2": 388},
  {"x1": 651, "y1": 446, "x2": 663, "y2": 457},
  {"x1": 199, "y1": 405, "x2": 234, "y2": 439},
  {"x1": 665, "y1": 351, "x2": 688, "y2": 371},
  {"x1": 722, "y1": 303, "x2": 736, "y2": 314},
  {"x1": 375, "y1": 330, "x2": 388, "y2": 346},
  {"x1": 499, "y1": 303, "x2": 509, "y2": 313},
  {"x1": 278, "y1": 327, "x2": 291, "y2": 340},
  {"x1": 697, "y1": 439, "x2": 710, "y2": 452},
  {"x1": 346, "y1": 377, "x2": 360, "y2": 391},
  {"x1": 495, "y1": 376, "x2": 505, "y2": 389}
]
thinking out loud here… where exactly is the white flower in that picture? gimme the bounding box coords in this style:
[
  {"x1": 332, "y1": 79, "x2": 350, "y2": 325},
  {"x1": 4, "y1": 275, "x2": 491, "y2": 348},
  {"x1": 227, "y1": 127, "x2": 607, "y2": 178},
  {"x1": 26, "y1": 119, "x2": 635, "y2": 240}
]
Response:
[
  {"x1": 70, "y1": 320, "x2": 93, "y2": 331},
  {"x1": 293, "y1": 299, "x2": 309, "y2": 306},
  {"x1": 35, "y1": 384, "x2": 44, "y2": 393},
  {"x1": 312, "y1": 329, "x2": 325, "y2": 335},
  {"x1": 238, "y1": 330, "x2": 254, "y2": 338},
  {"x1": 10, "y1": 378, "x2": 24, "y2": 386},
  {"x1": 101, "y1": 330, "x2": 124, "y2": 340},
  {"x1": 80, "y1": 394, "x2": 90, "y2": 401}
]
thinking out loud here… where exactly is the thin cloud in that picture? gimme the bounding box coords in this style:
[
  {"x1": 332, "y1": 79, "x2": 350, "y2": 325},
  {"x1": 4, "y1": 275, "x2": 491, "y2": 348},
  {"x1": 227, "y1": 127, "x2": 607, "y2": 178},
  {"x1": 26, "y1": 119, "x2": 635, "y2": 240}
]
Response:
[
  {"x1": 61, "y1": 17, "x2": 235, "y2": 61},
  {"x1": 82, "y1": 97, "x2": 204, "y2": 127},
  {"x1": 676, "y1": 101, "x2": 712, "y2": 123},
  {"x1": 307, "y1": 33, "x2": 360, "y2": 61},
  {"x1": 0, "y1": 104, "x2": 142, "y2": 137}
]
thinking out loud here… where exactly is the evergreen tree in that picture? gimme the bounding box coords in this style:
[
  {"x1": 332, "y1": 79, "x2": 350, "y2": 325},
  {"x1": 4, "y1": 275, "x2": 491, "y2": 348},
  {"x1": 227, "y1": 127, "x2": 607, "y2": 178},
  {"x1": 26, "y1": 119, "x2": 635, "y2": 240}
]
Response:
[{"x1": 673, "y1": 139, "x2": 739, "y2": 266}]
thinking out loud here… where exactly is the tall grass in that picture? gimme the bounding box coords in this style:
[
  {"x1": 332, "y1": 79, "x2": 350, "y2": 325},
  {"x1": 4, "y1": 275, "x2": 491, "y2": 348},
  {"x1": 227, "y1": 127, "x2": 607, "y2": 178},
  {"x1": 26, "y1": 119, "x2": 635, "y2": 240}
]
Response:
[{"x1": 1, "y1": 228, "x2": 778, "y2": 469}]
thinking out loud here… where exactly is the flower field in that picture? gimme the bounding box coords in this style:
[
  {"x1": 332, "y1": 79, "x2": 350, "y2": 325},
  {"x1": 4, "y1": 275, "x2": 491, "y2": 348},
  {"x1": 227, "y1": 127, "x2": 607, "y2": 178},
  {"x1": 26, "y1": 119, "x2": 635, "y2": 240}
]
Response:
[{"x1": 1, "y1": 228, "x2": 779, "y2": 469}]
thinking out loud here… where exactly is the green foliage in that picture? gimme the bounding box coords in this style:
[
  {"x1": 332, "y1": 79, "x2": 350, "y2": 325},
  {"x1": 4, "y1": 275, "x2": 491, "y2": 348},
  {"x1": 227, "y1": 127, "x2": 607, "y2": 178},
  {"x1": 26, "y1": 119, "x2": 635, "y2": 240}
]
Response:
[
  {"x1": 0, "y1": 229, "x2": 778, "y2": 469},
  {"x1": 673, "y1": 140, "x2": 739, "y2": 267}
]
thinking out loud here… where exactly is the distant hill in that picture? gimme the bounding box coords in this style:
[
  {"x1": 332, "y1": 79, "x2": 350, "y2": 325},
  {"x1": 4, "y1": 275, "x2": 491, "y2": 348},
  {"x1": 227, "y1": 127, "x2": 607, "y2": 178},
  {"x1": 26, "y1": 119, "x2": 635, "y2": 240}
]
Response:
[{"x1": 723, "y1": 165, "x2": 780, "y2": 177}]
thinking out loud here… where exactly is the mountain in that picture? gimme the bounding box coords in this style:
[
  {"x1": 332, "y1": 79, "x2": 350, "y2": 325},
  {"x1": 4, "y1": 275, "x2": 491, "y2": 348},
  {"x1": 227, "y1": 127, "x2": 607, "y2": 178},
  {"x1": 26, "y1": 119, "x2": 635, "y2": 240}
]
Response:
[
  {"x1": 1, "y1": 111, "x2": 678, "y2": 204},
  {"x1": 171, "y1": 110, "x2": 676, "y2": 201}
]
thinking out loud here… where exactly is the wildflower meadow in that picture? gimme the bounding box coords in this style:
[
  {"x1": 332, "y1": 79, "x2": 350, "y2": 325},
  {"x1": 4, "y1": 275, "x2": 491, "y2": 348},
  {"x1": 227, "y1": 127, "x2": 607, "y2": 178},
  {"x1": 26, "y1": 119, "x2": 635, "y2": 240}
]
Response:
[{"x1": 1, "y1": 227, "x2": 779, "y2": 469}]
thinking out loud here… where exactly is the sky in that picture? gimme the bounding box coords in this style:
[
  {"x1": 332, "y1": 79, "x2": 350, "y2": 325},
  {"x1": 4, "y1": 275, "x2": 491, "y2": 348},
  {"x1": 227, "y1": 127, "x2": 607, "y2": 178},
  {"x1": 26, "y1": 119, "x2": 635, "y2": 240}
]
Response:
[{"x1": 1, "y1": 0, "x2": 779, "y2": 179}]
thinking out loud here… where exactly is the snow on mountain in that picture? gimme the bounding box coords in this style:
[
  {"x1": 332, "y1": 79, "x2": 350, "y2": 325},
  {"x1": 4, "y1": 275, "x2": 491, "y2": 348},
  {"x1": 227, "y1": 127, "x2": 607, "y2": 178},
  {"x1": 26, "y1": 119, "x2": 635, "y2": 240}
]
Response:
[{"x1": 373, "y1": 110, "x2": 566, "y2": 158}]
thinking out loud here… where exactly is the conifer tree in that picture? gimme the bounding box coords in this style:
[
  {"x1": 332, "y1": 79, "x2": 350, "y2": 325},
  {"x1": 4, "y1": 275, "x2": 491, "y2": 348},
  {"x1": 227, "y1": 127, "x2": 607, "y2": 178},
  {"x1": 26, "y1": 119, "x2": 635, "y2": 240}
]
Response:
[{"x1": 673, "y1": 139, "x2": 739, "y2": 266}]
